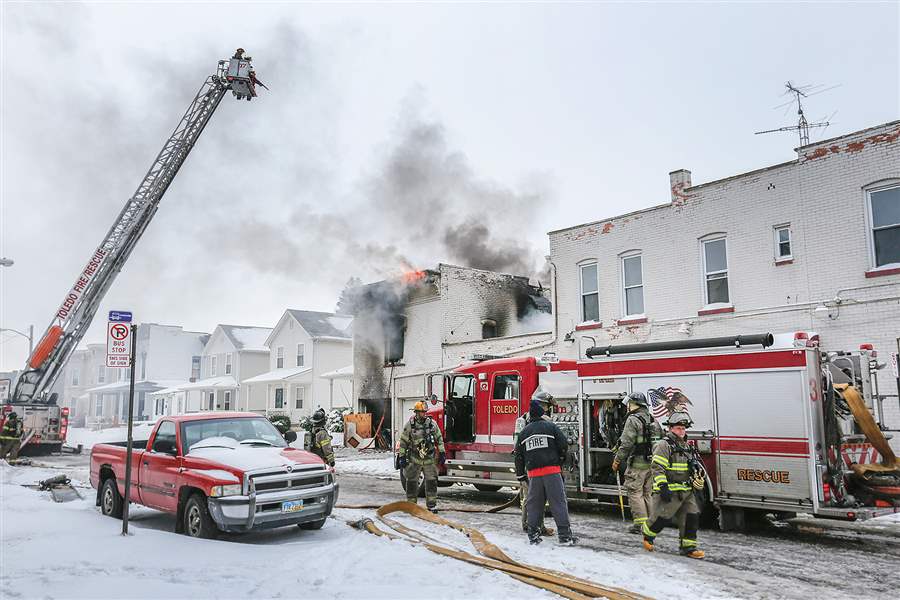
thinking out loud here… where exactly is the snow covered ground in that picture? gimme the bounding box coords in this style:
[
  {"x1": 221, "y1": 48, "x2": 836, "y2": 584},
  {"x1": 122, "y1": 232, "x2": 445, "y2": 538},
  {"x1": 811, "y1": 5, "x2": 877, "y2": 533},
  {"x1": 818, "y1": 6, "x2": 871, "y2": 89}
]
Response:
[{"x1": 334, "y1": 452, "x2": 397, "y2": 479}]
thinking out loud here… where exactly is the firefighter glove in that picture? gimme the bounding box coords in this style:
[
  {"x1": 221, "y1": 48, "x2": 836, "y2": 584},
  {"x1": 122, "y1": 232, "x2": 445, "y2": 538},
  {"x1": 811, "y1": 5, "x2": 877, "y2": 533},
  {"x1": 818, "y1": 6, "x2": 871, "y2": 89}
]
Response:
[
  {"x1": 658, "y1": 483, "x2": 673, "y2": 503},
  {"x1": 438, "y1": 452, "x2": 446, "y2": 466},
  {"x1": 691, "y1": 472, "x2": 706, "y2": 491},
  {"x1": 397, "y1": 456, "x2": 407, "y2": 470},
  {"x1": 611, "y1": 459, "x2": 620, "y2": 472}
]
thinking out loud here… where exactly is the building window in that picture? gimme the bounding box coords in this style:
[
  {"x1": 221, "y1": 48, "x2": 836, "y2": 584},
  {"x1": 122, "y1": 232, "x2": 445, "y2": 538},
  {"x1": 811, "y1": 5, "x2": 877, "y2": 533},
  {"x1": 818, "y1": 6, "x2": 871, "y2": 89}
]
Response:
[
  {"x1": 72, "y1": 369, "x2": 80, "y2": 386},
  {"x1": 296, "y1": 344, "x2": 304, "y2": 367},
  {"x1": 621, "y1": 254, "x2": 644, "y2": 316},
  {"x1": 774, "y1": 225, "x2": 792, "y2": 260},
  {"x1": 481, "y1": 319, "x2": 498, "y2": 340},
  {"x1": 580, "y1": 263, "x2": 599, "y2": 322},
  {"x1": 190, "y1": 356, "x2": 200, "y2": 382},
  {"x1": 140, "y1": 352, "x2": 147, "y2": 380},
  {"x1": 97, "y1": 366, "x2": 106, "y2": 384},
  {"x1": 869, "y1": 185, "x2": 900, "y2": 267},
  {"x1": 210, "y1": 356, "x2": 217, "y2": 377},
  {"x1": 275, "y1": 387, "x2": 284, "y2": 409},
  {"x1": 225, "y1": 353, "x2": 232, "y2": 375},
  {"x1": 702, "y1": 237, "x2": 729, "y2": 305},
  {"x1": 224, "y1": 391, "x2": 231, "y2": 411},
  {"x1": 208, "y1": 392, "x2": 215, "y2": 411},
  {"x1": 95, "y1": 397, "x2": 103, "y2": 417},
  {"x1": 295, "y1": 386, "x2": 304, "y2": 409},
  {"x1": 276, "y1": 347, "x2": 284, "y2": 369}
]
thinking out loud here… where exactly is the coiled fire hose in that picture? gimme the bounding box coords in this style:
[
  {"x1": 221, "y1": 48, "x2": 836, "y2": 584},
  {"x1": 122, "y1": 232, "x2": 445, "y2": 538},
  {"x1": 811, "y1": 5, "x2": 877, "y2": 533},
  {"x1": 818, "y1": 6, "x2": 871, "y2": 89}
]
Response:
[{"x1": 345, "y1": 501, "x2": 650, "y2": 600}]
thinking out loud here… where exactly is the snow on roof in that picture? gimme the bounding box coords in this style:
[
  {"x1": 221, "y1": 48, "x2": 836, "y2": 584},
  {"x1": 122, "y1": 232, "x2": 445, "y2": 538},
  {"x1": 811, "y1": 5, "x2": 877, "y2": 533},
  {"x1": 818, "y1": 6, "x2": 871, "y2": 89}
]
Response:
[
  {"x1": 321, "y1": 365, "x2": 353, "y2": 380},
  {"x1": 242, "y1": 366, "x2": 313, "y2": 384},
  {"x1": 219, "y1": 325, "x2": 273, "y2": 351},
  {"x1": 287, "y1": 310, "x2": 353, "y2": 339},
  {"x1": 85, "y1": 379, "x2": 186, "y2": 394},
  {"x1": 176, "y1": 376, "x2": 239, "y2": 391}
]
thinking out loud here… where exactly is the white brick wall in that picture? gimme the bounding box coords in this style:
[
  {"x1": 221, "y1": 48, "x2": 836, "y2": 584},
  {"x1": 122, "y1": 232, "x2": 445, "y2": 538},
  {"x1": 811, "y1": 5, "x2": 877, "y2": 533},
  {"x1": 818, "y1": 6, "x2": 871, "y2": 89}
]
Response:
[{"x1": 549, "y1": 120, "x2": 900, "y2": 438}]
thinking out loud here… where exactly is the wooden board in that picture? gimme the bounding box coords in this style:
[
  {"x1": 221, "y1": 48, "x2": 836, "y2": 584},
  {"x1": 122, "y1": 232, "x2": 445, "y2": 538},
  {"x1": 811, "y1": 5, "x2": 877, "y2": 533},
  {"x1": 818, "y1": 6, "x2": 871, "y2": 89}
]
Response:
[{"x1": 344, "y1": 413, "x2": 372, "y2": 439}]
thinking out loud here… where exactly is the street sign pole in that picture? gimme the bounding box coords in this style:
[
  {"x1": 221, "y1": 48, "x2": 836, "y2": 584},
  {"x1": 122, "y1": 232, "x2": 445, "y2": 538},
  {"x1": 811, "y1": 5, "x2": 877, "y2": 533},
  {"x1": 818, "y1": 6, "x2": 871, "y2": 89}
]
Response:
[{"x1": 122, "y1": 323, "x2": 138, "y2": 536}]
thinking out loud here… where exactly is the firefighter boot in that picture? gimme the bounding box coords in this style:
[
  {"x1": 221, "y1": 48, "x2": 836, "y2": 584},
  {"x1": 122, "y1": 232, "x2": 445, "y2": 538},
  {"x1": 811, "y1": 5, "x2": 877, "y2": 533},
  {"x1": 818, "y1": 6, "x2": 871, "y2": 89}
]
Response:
[
  {"x1": 527, "y1": 527, "x2": 543, "y2": 545},
  {"x1": 680, "y1": 514, "x2": 704, "y2": 558},
  {"x1": 428, "y1": 506, "x2": 439, "y2": 514},
  {"x1": 680, "y1": 547, "x2": 705, "y2": 559}
]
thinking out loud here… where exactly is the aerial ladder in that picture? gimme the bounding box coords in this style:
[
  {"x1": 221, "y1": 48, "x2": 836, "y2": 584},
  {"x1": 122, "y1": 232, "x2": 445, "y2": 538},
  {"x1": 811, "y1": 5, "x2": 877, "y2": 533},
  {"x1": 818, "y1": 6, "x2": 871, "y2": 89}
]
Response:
[{"x1": 4, "y1": 50, "x2": 264, "y2": 454}]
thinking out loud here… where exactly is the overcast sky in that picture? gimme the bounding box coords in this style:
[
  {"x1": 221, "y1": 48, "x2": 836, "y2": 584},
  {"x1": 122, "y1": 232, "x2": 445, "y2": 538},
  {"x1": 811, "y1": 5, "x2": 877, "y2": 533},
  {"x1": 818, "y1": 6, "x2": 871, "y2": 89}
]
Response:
[{"x1": 1, "y1": 1, "x2": 898, "y2": 372}]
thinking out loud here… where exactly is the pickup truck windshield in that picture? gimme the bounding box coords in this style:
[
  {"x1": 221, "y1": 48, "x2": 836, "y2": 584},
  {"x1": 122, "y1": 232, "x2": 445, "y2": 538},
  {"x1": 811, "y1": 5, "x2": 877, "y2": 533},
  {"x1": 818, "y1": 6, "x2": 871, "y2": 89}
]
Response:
[{"x1": 181, "y1": 418, "x2": 287, "y2": 452}]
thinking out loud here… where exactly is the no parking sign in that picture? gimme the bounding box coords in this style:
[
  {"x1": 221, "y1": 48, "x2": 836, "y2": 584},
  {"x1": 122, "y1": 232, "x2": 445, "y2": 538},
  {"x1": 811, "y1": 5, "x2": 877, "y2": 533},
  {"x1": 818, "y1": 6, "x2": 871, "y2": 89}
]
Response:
[{"x1": 107, "y1": 311, "x2": 133, "y2": 368}]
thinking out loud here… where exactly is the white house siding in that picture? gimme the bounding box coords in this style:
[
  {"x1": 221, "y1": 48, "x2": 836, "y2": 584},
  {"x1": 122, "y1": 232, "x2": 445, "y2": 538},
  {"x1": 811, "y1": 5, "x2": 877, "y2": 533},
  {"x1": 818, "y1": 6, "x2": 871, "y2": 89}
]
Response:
[
  {"x1": 241, "y1": 351, "x2": 271, "y2": 411},
  {"x1": 312, "y1": 339, "x2": 353, "y2": 410},
  {"x1": 549, "y1": 120, "x2": 900, "y2": 438}
]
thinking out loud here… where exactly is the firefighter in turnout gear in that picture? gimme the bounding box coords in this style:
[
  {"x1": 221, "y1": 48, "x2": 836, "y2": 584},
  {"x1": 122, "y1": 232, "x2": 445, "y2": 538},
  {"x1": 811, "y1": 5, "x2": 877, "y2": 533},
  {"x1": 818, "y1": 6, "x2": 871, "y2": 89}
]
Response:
[
  {"x1": 514, "y1": 399, "x2": 577, "y2": 546},
  {"x1": 641, "y1": 411, "x2": 705, "y2": 559},
  {"x1": 513, "y1": 389, "x2": 556, "y2": 535},
  {"x1": 398, "y1": 400, "x2": 445, "y2": 513},
  {"x1": 612, "y1": 392, "x2": 663, "y2": 534},
  {"x1": 306, "y1": 408, "x2": 335, "y2": 467},
  {"x1": 0, "y1": 412, "x2": 24, "y2": 461}
]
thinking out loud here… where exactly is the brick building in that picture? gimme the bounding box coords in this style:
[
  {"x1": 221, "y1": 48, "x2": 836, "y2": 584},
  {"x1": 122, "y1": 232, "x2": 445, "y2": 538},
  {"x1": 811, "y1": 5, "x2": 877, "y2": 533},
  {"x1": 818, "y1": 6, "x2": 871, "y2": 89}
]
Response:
[
  {"x1": 548, "y1": 120, "x2": 900, "y2": 431},
  {"x1": 351, "y1": 263, "x2": 554, "y2": 441}
]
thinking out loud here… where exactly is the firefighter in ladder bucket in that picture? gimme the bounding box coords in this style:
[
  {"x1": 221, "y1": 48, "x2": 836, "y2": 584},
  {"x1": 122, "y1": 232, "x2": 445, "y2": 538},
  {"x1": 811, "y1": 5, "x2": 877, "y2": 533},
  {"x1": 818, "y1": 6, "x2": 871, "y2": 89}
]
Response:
[
  {"x1": 514, "y1": 397, "x2": 577, "y2": 546},
  {"x1": 398, "y1": 400, "x2": 445, "y2": 513},
  {"x1": 227, "y1": 48, "x2": 268, "y2": 101},
  {"x1": 612, "y1": 392, "x2": 663, "y2": 534},
  {"x1": 513, "y1": 389, "x2": 557, "y2": 536},
  {"x1": 642, "y1": 411, "x2": 707, "y2": 559}
]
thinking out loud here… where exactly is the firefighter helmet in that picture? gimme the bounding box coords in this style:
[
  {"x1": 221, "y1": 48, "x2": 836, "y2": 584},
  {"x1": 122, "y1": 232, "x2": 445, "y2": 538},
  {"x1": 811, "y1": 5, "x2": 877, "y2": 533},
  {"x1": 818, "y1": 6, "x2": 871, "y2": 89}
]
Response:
[
  {"x1": 665, "y1": 411, "x2": 693, "y2": 428},
  {"x1": 412, "y1": 401, "x2": 428, "y2": 412},
  {"x1": 627, "y1": 392, "x2": 648, "y2": 407},
  {"x1": 311, "y1": 408, "x2": 327, "y2": 426},
  {"x1": 531, "y1": 389, "x2": 557, "y2": 408}
]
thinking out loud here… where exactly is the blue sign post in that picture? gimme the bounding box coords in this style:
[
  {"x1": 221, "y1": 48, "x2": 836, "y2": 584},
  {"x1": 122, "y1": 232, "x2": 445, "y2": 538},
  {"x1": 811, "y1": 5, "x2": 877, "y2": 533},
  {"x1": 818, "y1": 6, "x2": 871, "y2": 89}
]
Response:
[{"x1": 109, "y1": 311, "x2": 133, "y2": 323}]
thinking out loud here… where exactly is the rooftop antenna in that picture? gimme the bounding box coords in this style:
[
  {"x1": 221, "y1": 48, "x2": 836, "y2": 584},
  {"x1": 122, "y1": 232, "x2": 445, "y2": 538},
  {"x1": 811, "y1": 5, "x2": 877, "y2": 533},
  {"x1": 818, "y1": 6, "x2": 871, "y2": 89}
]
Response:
[{"x1": 755, "y1": 81, "x2": 839, "y2": 147}]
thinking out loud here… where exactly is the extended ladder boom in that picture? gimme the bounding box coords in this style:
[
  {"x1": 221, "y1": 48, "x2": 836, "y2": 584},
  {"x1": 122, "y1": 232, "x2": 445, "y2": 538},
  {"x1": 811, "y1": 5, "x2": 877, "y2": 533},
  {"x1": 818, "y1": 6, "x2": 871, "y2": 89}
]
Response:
[{"x1": 13, "y1": 53, "x2": 261, "y2": 404}]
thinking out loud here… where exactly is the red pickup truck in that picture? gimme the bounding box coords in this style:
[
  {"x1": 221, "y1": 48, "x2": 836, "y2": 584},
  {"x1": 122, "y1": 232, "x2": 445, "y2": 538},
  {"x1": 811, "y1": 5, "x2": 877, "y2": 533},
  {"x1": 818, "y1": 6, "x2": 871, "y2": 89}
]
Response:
[{"x1": 90, "y1": 412, "x2": 338, "y2": 538}]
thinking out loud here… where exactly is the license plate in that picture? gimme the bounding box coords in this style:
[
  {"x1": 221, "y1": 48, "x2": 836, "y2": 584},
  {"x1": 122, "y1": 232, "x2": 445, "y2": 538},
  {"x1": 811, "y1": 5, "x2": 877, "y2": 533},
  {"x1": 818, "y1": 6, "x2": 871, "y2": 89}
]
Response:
[{"x1": 281, "y1": 500, "x2": 304, "y2": 513}]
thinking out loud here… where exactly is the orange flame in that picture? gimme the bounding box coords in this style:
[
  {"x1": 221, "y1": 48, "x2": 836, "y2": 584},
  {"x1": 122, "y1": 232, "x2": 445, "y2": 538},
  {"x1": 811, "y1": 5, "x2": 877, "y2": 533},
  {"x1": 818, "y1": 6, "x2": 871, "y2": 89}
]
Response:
[{"x1": 401, "y1": 270, "x2": 427, "y2": 284}]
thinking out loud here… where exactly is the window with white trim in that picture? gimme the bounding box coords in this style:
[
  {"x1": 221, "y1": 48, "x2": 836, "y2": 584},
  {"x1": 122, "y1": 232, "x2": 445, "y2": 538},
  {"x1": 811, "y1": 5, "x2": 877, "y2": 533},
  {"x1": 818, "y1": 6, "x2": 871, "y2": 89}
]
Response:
[
  {"x1": 702, "y1": 237, "x2": 729, "y2": 305},
  {"x1": 275, "y1": 387, "x2": 284, "y2": 409},
  {"x1": 296, "y1": 344, "x2": 304, "y2": 367},
  {"x1": 295, "y1": 386, "x2": 304, "y2": 409},
  {"x1": 207, "y1": 392, "x2": 215, "y2": 411},
  {"x1": 869, "y1": 185, "x2": 900, "y2": 267},
  {"x1": 224, "y1": 390, "x2": 231, "y2": 411},
  {"x1": 210, "y1": 356, "x2": 217, "y2": 377},
  {"x1": 276, "y1": 346, "x2": 284, "y2": 369},
  {"x1": 580, "y1": 262, "x2": 599, "y2": 322},
  {"x1": 774, "y1": 225, "x2": 792, "y2": 260},
  {"x1": 225, "y1": 353, "x2": 232, "y2": 375},
  {"x1": 72, "y1": 368, "x2": 80, "y2": 386},
  {"x1": 97, "y1": 365, "x2": 106, "y2": 384},
  {"x1": 621, "y1": 254, "x2": 644, "y2": 316}
]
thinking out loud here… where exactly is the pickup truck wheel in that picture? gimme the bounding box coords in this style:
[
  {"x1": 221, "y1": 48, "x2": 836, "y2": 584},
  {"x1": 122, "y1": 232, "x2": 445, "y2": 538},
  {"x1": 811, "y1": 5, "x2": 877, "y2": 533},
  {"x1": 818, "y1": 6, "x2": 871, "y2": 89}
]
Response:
[
  {"x1": 100, "y1": 478, "x2": 124, "y2": 519},
  {"x1": 184, "y1": 494, "x2": 218, "y2": 539},
  {"x1": 298, "y1": 518, "x2": 327, "y2": 530}
]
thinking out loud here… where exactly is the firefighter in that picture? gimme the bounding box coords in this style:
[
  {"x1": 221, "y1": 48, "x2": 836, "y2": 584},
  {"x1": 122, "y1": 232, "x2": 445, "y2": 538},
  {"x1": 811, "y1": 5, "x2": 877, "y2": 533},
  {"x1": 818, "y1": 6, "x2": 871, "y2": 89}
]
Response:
[
  {"x1": 514, "y1": 399, "x2": 577, "y2": 546},
  {"x1": 0, "y1": 412, "x2": 23, "y2": 461},
  {"x1": 306, "y1": 408, "x2": 335, "y2": 467},
  {"x1": 233, "y1": 47, "x2": 245, "y2": 59},
  {"x1": 641, "y1": 411, "x2": 706, "y2": 559},
  {"x1": 612, "y1": 392, "x2": 663, "y2": 533},
  {"x1": 397, "y1": 400, "x2": 445, "y2": 513},
  {"x1": 513, "y1": 389, "x2": 556, "y2": 535}
]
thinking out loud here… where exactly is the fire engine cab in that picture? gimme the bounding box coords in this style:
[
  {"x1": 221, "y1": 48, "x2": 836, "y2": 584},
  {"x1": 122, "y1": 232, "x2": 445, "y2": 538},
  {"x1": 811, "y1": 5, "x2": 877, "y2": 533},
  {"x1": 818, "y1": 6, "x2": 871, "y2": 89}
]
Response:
[{"x1": 408, "y1": 332, "x2": 899, "y2": 529}]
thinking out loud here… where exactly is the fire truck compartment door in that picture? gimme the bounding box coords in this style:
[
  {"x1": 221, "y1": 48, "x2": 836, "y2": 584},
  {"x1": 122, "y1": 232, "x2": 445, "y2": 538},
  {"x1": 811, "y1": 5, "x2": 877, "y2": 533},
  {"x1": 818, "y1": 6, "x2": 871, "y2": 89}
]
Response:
[
  {"x1": 715, "y1": 371, "x2": 813, "y2": 503},
  {"x1": 489, "y1": 373, "x2": 520, "y2": 446}
]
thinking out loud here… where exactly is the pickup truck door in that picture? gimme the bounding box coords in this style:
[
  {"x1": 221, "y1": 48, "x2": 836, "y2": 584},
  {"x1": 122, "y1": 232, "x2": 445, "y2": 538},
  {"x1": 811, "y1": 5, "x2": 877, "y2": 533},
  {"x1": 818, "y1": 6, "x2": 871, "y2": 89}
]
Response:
[{"x1": 139, "y1": 420, "x2": 181, "y2": 512}]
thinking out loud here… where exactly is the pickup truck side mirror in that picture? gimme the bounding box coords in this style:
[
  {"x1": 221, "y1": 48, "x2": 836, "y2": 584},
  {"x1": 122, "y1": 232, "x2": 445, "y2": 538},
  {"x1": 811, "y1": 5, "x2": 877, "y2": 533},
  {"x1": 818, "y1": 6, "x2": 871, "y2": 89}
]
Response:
[
  {"x1": 284, "y1": 430, "x2": 298, "y2": 444},
  {"x1": 153, "y1": 439, "x2": 178, "y2": 456}
]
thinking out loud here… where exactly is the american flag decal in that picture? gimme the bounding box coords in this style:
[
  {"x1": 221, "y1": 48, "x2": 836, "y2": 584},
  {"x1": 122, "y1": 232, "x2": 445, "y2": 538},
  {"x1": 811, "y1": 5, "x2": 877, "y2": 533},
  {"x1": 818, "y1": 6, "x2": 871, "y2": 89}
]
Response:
[{"x1": 647, "y1": 386, "x2": 692, "y2": 420}]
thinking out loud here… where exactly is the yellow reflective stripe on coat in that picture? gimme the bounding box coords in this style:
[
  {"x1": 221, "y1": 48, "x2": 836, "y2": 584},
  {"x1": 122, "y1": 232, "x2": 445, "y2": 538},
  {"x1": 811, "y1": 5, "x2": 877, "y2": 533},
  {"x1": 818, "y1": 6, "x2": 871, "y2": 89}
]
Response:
[
  {"x1": 652, "y1": 455, "x2": 669, "y2": 467},
  {"x1": 668, "y1": 462, "x2": 689, "y2": 471}
]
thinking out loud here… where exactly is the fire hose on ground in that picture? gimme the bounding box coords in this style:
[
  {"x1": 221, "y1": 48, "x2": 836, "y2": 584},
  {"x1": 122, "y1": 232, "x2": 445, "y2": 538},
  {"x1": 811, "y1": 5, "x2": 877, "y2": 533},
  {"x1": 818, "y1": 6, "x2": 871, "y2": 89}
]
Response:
[{"x1": 342, "y1": 500, "x2": 650, "y2": 600}]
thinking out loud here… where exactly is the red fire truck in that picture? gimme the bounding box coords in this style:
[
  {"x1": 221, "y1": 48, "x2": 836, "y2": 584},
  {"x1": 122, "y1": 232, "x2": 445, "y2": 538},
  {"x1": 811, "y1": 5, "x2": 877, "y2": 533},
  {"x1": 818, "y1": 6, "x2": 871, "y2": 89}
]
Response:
[{"x1": 406, "y1": 332, "x2": 899, "y2": 529}]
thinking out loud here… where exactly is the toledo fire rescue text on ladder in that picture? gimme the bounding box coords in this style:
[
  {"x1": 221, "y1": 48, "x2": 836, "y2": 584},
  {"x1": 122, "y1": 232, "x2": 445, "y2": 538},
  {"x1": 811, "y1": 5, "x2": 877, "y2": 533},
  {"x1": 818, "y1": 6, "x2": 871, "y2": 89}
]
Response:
[{"x1": 2, "y1": 50, "x2": 266, "y2": 456}]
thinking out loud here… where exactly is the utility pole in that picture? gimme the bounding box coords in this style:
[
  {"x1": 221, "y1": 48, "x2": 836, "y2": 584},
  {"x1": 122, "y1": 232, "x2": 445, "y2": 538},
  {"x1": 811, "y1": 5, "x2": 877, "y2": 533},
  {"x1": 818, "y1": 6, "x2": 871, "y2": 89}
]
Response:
[
  {"x1": 122, "y1": 323, "x2": 137, "y2": 536},
  {"x1": 0, "y1": 326, "x2": 34, "y2": 359}
]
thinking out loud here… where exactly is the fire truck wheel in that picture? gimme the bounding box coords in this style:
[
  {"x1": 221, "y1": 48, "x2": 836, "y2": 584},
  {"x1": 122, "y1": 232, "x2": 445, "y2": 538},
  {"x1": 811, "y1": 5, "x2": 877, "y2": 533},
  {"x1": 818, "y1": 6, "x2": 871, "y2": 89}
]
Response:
[
  {"x1": 184, "y1": 494, "x2": 218, "y2": 539},
  {"x1": 100, "y1": 478, "x2": 124, "y2": 519},
  {"x1": 473, "y1": 484, "x2": 503, "y2": 493},
  {"x1": 399, "y1": 470, "x2": 426, "y2": 498}
]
